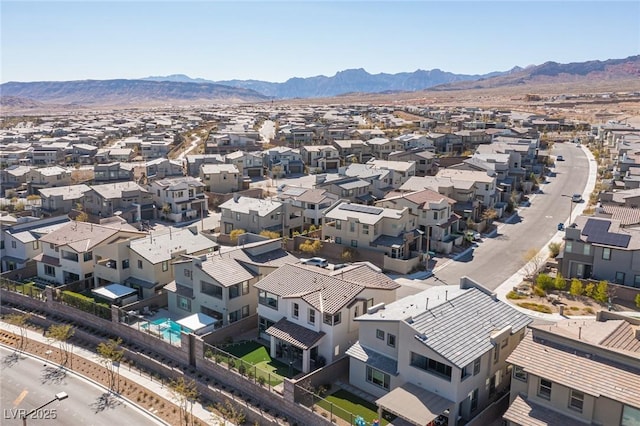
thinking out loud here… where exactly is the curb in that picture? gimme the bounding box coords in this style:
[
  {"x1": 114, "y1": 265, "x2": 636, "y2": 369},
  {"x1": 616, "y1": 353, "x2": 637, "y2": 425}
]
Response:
[{"x1": 0, "y1": 333, "x2": 170, "y2": 426}]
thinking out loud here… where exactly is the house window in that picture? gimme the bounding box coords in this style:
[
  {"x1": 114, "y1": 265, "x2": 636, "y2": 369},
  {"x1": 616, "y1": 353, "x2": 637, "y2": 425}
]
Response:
[
  {"x1": 583, "y1": 244, "x2": 591, "y2": 255},
  {"x1": 362, "y1": 225, "x2": 369, "y2": 235},
  {"x1": 461, "y1": 363, "x2": 472, "y2": 381},
  {"x1": 501, "y1": 337, "x2": 509, "y2": 348},
  {"x1": 615, "y1": 271, "x2": 625, "y2": 284},
  {"x1": 258, "y1": 316, "x2": 275, "y2": 334},
  {"x1": 565, "y1": 241, "x2": 572, "y2": 253},
  {"x1": 470, "y1": 389, "x2": 479, "y2": 412},
  {"x1": 622, "y1": 405, "x2": 640, "y2": 426},
  {"x1": 513, "y1": 365, "x2": 527, "y2": 382},
  {"x1": 351, "y1": 240, "x2": 358, "y2": 248},
  {"x1": 354, "y1": 306, "x2": 359, "y2": 318},
  {"x1": 538, "y1": 378, "x2": 552, "y2": 400},
  {"x1": 33, "y1": 241, "x2": 39, "y2": 250},
  {"x1": 433, "y1": 212, "x2": 438, "y2": 220},
  {"x1": 323, "y1": 312, "x2": 341, "y2": 326},
  {"x1": 473, "y1": 357, "x2": 481, "y2": 375},
  {"x1": 410, "y1": 352, "x2": 452, "y2": 381},
  {"x1": 202, "y1": 279, "x2": 225, "y2": 299},
  {"x1": 177, "y1": 296, "x2": 191, "y2": 311},
  {"x1": 293, "y1": 303, "x2": 299, "y2": 319},
  {"x1": 493, "y1": 345, "x2": 500, "y2": 364},
  {"x1": 241, "y1": 305, "x2": 249, "y2": 318},
  {"x1": 122, "y1": 259, "x2": 130, "y2": 269},
  {"x1": 602, "y1": 247, "x2": 611, "y2": 260},
  {"x1": 366, "y1": 366, "x2": 390, "y2": 390},
  {"x1": 184, "y1": 269, "x2": 191, "y2": 277},
  {"x1": 44, "y1": 265, "x2": 55, "y2": 277},
  {"x1": 335, "y1": 237, "x2": 342, "y2": 244},
  {"x1": 387, "y1": 334, "x2": 396, "y2": 348},
  {"x1": 350, "y1": 222, "x2": 355, "y2": 232},
  {"x1": 634, "y1": 275, "x2": 640, "y2": 288},
  {"x1": 242, "y1": 281, "x2": 249, "y2": 295},
  {"x1": 61, "y1": 250, "x2": 78, "y2": 262},
  {"x1": 258, "y1": 290, "x2": 278, "y2": 309},
  {"x1": 10, "y1": 241, "x2": 16, "y2": 249},
  {"x1": 569, "y1": 389, "x2": 584, "y2": 412},
  {"x1": 308, "y1": 309, "x2": 315, "y2": 324},
  {"x1": 236, "y1": 213, "x2": 240, "y2": 220},
  {"x1": 138, "y1": 260, "x2": 143, "y2": 269},
  {"x1": 84, "y1": 251, "x2": 93, "y2": 262},
  {"x1": 376, "y1": 329, "x2": 385, "y2": 340},
  {"x1": 336, "y1": 220, "x2": 341, "y2": 230}
]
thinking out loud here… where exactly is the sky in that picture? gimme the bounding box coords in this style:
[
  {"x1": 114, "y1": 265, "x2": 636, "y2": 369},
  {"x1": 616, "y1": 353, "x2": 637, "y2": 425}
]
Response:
[{"x1": 1, "y1": 1, "x2": 639, "y2": 83}]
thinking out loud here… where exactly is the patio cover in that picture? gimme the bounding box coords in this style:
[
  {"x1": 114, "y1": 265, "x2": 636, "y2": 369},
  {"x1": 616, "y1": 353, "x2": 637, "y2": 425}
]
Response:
[
  {"x1": 375, "y1": 382, "x2": 453, "y2": 426},
  {"x1": 177, "y1": 313, "x2": 217, "y2": 332},
  {"x1": 266, "y1": 318, "x2": 325, "y2": 350},
  {"x1": 503, "y1": 395, "x2": 592, "y2": 426}
]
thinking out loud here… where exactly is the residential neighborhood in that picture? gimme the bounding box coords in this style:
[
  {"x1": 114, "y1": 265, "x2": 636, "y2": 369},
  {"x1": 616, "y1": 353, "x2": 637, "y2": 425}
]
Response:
[{"x1": 2, "y1": 103, "x2": 640, "y2": 426}]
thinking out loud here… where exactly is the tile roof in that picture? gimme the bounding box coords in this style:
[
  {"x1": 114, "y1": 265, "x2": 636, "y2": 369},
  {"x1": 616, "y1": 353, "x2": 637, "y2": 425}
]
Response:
[
  {"x1": 33, "y1": 253, "x2": 60, "y2": 266},
  {"x1": 266, "y1": 318, "x2": 325, "y2": 350},
  {"x1": 255, "y1": 264, "x2": 386, "y2": 314},
  {"x1": 38, "y1": 221, "x2": 143, "y2": 252},
  {"x1": 219, "y1": 196, "x2": 281, "y2": 216},
  {"x1": 506, "y1": 332, "x2": 640, "y2": 408},
  {"x1": 91, "y1": 181, "x2": 148, "y2": 199},
  {"x1": 503, "y1": 395, "x2": 590, "y2": 426},
  {"x1": 408, "y1": 288, "x2": 531, "y2": 368},
  {"x1": 129, "y1": 227, "x2": 217, "y2": 264},
  {"x1": 199, "y1": 255, "x2": 255, "y2": 287}
]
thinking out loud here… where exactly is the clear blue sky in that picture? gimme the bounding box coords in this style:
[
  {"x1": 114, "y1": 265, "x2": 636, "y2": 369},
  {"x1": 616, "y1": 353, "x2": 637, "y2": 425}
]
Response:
[{"x1": 1, "y1": 1, "x2": 638, "y2": 83}]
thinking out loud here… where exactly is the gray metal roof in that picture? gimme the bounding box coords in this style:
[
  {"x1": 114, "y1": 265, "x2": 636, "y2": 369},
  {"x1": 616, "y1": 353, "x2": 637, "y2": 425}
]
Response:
[
  {"x1": 408, "y1": 288, "x2": 531, "y2": 368},
  {"x1": 345, "y1": 341, "x2": 398, "y2": 375}
]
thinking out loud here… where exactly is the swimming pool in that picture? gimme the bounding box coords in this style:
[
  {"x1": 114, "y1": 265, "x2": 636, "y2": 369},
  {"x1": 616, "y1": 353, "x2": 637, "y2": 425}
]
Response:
[{"x1": 141, "y1": 318, "x2": 192, "y2": 344}]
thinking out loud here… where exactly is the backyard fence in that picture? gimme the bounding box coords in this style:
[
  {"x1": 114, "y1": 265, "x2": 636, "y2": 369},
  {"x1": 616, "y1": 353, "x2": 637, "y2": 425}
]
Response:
[{"x1": 0, "y1": 277, "x2": 46, "y2": 300}]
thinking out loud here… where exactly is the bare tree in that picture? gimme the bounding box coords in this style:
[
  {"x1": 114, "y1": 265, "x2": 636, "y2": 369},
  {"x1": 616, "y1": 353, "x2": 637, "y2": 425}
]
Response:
[
  {"x1": 96, "y1": 337, "x2": 125, "y2": 393},
  {"x1": 522, "y1": 248, "x2": 546, "y2": 284},
  {"x1": 5, "y1": 313, "x2": 31, "y2": 351},
  {"x1": 169, "y1": 377, "x2": 198, "y2": 426},
  {"x1": 46, "y1": 324, "x2": 75, "y2": 367}
]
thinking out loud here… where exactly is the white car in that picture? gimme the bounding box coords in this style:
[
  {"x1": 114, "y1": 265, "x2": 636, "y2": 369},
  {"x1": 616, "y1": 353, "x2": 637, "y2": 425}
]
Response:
[
  {"x1": 572, "y1": 194, "x2": 582, "y2": 202},
  {"x1": 300, "y1": 257, "x2": 328, "y2": 267}
]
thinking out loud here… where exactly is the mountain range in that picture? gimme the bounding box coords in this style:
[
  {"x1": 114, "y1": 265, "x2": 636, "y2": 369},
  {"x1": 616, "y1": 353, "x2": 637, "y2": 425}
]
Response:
[{"x1": 1, "y1": 55, "x2": 638, "y2": 107}]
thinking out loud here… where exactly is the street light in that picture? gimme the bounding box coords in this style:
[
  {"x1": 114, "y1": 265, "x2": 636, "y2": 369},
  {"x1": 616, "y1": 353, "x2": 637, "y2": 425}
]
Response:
[
  {"x1": 21, "y1": 392, "x2": 68, "y2": 426},
  {"x1": 561, "y1": 194, "x2": 576, "y2": 226}
]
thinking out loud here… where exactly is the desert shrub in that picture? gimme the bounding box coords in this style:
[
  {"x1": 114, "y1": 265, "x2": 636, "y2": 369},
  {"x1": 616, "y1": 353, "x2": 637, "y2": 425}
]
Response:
[
  {"x1": 593, "y1": 280, "x2": 609, "y2": 303},
  {"x1": 636, "y1": 294, "x2": 640, "y2": 309},
  {"x1": 548, "y1": 242, "x2": 561, "y2": 258},
  {"x1": 533, "y1": 286, "x2": 546, "y2": 297},
  {"x1": 517, "y1": 302, "x2": 552, "y2": 314},
  {"x1": 584, "y1": 283, "x2": 595, "y2": 298},
  {"x1": 536, "y1": 274, "x2": 554, "y2": 292},
  {"x1": 569, "y1": 278, "x2": 584, "y2": 296},
  {"x1": 554, "y1": 273, "x2": 566, "y2": 291},
  {"x1": 507, "y1": 290, "x2": 527, "y2": 300}
]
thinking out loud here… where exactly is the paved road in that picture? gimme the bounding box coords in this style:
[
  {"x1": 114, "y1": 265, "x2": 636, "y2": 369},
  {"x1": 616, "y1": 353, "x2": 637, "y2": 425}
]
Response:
[
  {"x1": 0, "y1": 347, "x2": 162, "y2": 426},
  {"x1": 421, "y1": 142, "x2": 592, "y2": 291},
  {"x1": 177, "y1": 135, "x2": 201, "y2": 161}
]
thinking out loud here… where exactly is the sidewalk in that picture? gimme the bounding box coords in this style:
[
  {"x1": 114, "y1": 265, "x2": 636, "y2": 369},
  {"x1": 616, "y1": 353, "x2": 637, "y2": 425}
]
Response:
[
  {"x1": 0, "y1": 321, "x2": 230, "y2": 426},
  {"x1": 493, "y1": 144, "x2": 600, "y2": 321}
]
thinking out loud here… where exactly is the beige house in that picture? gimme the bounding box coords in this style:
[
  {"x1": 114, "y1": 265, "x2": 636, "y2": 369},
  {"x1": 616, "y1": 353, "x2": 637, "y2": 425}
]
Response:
[
  {"x1": 149, "y1": 176, "x2": 208, "y2": 223},
  {"x1": 25, "y1": 166, "x2": 72, "y2": 195},
  {"x1": 83, "y1": 181, "x2": 155, "y2": 223},
  {"x1": 199, "y1": 163, "x2": 241, "y2": 193},
  {"x1": 377, "y1": 189, "x2": 462, "y2": 254},
  {"x1": 300, "y1": 145, "x2": 341, "y2": 172},
  {"x1": 322, "y1": 201, "x2": 421, "y2": 259},
  {"x1": 366, "y1": 137, "x2": 397, "y2": 160},
  {"x1": 219, "y1": 195, "x2": 302, "y2": 237},
  {"x1": 505, "y1": 313, "x2": 640, "y2": 426},
  {"x1": 255, "y1": 262, "x2": 399, "y2": 373},
  {"x1": 332, "y1": 139, "x2": 372, "y2": 164},
  {"x1": 166, "y1": 239, "x2": 298, "y2": 325}
]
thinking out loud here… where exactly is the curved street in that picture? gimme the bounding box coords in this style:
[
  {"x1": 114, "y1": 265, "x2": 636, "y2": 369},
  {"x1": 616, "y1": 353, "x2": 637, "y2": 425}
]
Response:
[
  {"x1": 0, "y1": 346, "x2": 163, "y2": 426},
  {"x1": 419, "y1": 142, "x2": 593, "y2": 291}
]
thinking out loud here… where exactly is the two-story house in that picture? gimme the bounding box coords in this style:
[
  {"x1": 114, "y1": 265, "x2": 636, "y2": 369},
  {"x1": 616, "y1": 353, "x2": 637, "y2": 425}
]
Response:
[
  {"x1": 145, "y1": 158, "x2": 184, "y2": 180},
  {"x1": 367, "y1": 138, "x2": 397, "y2": 160},
  {"x1": 166, "y1": 239, "x2": 298, "y2": 325},
  {"x1": 199, "y1": 164, "x2": 241, "y2": 194},
  {"x1": 225, "y1": 150, "x2": 264, "y2": 178},
  {"x1": 1, "y1": 215, "x2": 70, "y2": 272},
  {"x1": 276, "y1": 186, "x2": 339, "y2": 227},
  {"x1": 299, "y1": 145, "x2": 341, "y2": 172},
  {"x1": 219, "y1": 195, "x2": 302, "y2": 237},
  {"x1": 322, "y1": 201, "x2": 422, "y2": 259},
  {"x1": 314, "y1": 175, "x2": 374, "y2": 204},
  {"x1": 347, "y1": 277, "x2": 531, "y2": 426},
  {"x1": 0, "y1": 165, "x2": 31, "y2": 197},
  {"x1": 263, "y1": 147, "x2": 304, "y2": 177},
  {"x1": 38, "y1": 184, "x2": 91, "y2": 216},
  {"x1": 388, "y1": 149, "x2": 438, "y2": 177},
  {"x1": 377, "y1": 189, "x2": 461, "y2": 255},
  {"x1": 35, "y1": 221, "x2": 145, "y2": 285},
  {"x1": 185, "y1": 154, "x2": 225, "y2": 177},
  {"x1": 557, "y1": 215, "x2": 640, "y2": 287},
  {"x1": 333, "y1": 139, "x2": 372, "y2": 164},
  {"x1": 83, "y1": 181, "x2": 155, "y2": 223},
  {"x1": 149, "y1": 176, "x2": 208, "y2": 223},
  {"x1": 118, "y1": 227, "x2": 218, "y2": 298},
  {"x1": 25, "y1": 166, "x2": 72, "y2": 195},
  {"x1": 255, "y1": 262, "x2": 399, "y2": 373},
  {"x1": 93, "y1": 162, "x2": 135, "y2": 183},
  {"x1": 504, "y1": 312, "x2": 640, "y2": 426}
]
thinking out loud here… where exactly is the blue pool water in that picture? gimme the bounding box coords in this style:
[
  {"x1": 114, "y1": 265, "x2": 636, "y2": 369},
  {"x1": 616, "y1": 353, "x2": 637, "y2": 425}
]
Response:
[{"x1": 142, "y1": 318, "x2": 191, "y2": 343}]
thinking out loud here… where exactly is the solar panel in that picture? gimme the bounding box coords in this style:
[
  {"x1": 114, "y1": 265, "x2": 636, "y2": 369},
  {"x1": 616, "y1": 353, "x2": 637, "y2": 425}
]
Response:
[
  {"x1": 339, "y1": 203, "x2": 383, "y2": 215},
  {"x1": 583, "y1": 219, "x2": 631, "y2": 248}
]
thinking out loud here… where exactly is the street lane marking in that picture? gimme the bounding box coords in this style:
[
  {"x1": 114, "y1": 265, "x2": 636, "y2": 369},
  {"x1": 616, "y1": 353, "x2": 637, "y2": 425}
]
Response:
[{"x1": 14, "y1": 389, "x2": 28, "y2": 406}]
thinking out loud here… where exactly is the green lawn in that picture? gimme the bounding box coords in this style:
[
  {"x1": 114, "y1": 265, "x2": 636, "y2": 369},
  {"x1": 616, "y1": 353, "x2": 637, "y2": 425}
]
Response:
[
  {"x1": 316, "y1": 389, "x2": 393, "y2": 425},
  {"x1": 217, "y1": 341, "x2": 299, "y2": 385}
]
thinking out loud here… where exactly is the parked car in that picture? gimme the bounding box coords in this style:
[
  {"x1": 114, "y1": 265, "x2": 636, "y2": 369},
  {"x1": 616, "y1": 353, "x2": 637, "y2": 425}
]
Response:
[
  {"x1": 556, "y1": 155, "x2": 564, "y2": 161},
  {"x1": 557, "y1": 223, "x2": 565, "y2": 231},
  {"x1": 572, "y1": 194, "x2": 582, "y2": 202},
  {"x1": 300, "y1": 257, "x2": 328, "y2": 267}
]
